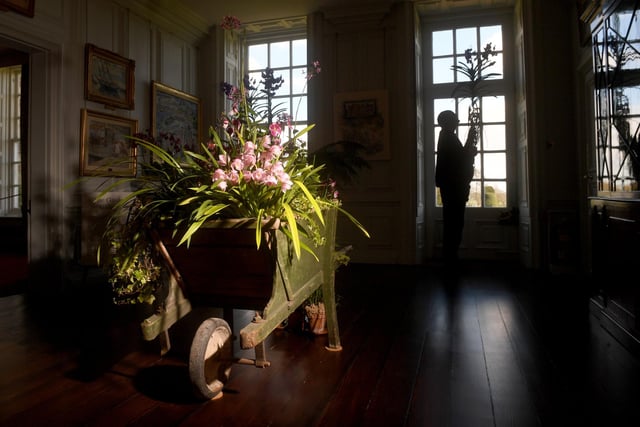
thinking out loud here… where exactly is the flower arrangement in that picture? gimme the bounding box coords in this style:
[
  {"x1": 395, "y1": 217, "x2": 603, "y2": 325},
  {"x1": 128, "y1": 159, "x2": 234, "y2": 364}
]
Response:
[
  {"x1": 95, "y1": 35, "x2": 368, "y2": 304},
  {"x1": 451, "y1": 42, "x2": 500, "y2": 145}
]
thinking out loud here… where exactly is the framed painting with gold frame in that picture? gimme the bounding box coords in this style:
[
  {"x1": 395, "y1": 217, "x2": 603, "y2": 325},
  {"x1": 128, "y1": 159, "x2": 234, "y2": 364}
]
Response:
[
  {"x1": 151, "y1": 81, "x2": 201, "y2": 153},
  {"x1": 84, "y1": 44, "x2": 135, "y2": 110},
  {"x1": 333, "y1": 90, "x2": 390, "y2": 160},
  {"x1": 80, "y1": 109, "x2": 137, "y2": 177},
  {"x1": 0, "y1": 0, "x2": 35, "y2": 17}
]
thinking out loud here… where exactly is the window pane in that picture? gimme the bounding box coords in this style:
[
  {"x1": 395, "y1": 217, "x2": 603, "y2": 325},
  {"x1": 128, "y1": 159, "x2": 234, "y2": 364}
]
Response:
[
  {"x1": 472, "y1": 158, "x2": 481, "y2": 179},
  {"x1": 480, "y1": 25, "x2": 502, "y2": 50},
  {"x1": 247, "y1": 71, "x2": 262, "y2": 92},
  {"x1": 433, "y1": 58, "x2": 454, "y2": 83},
  {"x1": 291, "y1": 66, "x2": 307, "y2": 94},
  {"x1": 459, "y1": 125, "x2": 473, "y2": 143},
  {"x1": 482, "y1": 124, "x2": 505, "y2": 150},
  {"x1": 484, "y1": 52, "x2": 503, "y2": 79},
  {"x1": 275, "y1": 69, "x2": 290, "y2": 96},
  {"x1": 615, "y1": 10, "x2": 640, "y2": 71},
  {"x1": 454, "y1": 54, "x2": 473, "y2": 82},
  {"x1": 458, "y1": 98, "x2": 477, "y2": 125},
  {"x1": 484, "y1": 181, "x2": 507, "y2": 207},
  {"x1": 432, "y1": 30, "x2": 453, "y2": 56},
  {"x1": 482, "y1": 96, "x2": 505, "y2": 122},
  {"x1": 434, "y1": 98, "x2": 456, "y2": 123},
  {"x1": 456, "y1": 27, "x2": 477, "y2": 54},
  {"x1": 617, "y1": 86, "x2": 640, "y2": 115},
  {"x1": 468, "y1": 181, "x2": 482, "y2": 207},
  {"x1": 292, "y1": 96, "x2": 307, "y2": 121},
  {"x1": 483, "y1": 153, "x2": 506, "y2": 179},
  {"x1": 270, "y1": 41, "x2": 290, "y2": 68},
  {"x1": 291, "y1": 39, "x2": 307, "y2": 66},
  {"x1": 248, "y1": 44, "x2": 268, "y2": 70},
  {"x1": 12, "y1": 142, "x2": 21, "y2": 161},
  {"x1": 611, "y1": 126, "x2": 621, "y2": 148}
]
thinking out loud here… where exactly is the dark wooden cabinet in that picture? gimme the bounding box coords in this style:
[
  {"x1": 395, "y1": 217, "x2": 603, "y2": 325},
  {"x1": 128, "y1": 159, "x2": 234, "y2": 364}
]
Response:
[
  {"x1": 587, "y1": 0, "x2": 640, "y2": 354},
  {"x1": 590, "y1": 196, "x2": 640, "y2": 351}
]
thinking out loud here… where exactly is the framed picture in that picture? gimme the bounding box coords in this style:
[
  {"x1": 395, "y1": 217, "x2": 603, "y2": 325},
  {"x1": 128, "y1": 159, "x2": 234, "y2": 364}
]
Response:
[
  {"x1": 151, "y1": 81, "x2": 201, "y2": 153},
  {"x1": 334, "y1": 90, "x2": 390, "y2": 160},
  {"x1": 84, "y1": 44, "x2": 135, "y2": 110},
  {"x1": 80, "y1": 109, "x2": 138, "y2": 177},
  {"x1": 0, "y1": 0, "x2": 35, "y2": 17}
]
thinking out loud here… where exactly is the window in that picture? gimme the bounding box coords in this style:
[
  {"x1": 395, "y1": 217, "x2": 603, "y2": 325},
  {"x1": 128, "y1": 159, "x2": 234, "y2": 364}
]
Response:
[
  {"x1": 431, "y1": 25, "x2": 508, "y2": 208},
  {"x1": 593, "y1": 2, "x2": 640, "y2": 192},
  {"x1": 0, "y1": 65, "x2": 22, "y2": 217},
  {"x1": 246, "y1": 38, "x2": 309, "y2": 148}
]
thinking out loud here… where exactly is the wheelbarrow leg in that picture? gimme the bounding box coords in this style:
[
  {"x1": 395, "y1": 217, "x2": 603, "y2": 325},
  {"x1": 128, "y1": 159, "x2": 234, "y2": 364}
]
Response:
[
  {"x1": 158, "y1": 329, "x2": 171, "y2": 356},
  {"x1": 235, "y1": 339, "x2": 271, "y2": 367},
  {"x1": 323, "y1": 267, "x2": 343, "y2": 352},
  {"x1": 254, "y1": 340, "x2": 271, "y2": 367}
]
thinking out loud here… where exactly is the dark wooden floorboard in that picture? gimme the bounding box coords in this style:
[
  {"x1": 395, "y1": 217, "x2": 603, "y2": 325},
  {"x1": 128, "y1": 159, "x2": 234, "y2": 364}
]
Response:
[{"x1": 1, "y1": 261, "x2": 640, "y2": 426}]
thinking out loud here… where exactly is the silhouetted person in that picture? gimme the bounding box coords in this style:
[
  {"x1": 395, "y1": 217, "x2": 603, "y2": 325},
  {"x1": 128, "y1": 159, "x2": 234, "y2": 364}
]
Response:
[{"x1": 435, "y1": 110, "x2": 477, "y2": 267}]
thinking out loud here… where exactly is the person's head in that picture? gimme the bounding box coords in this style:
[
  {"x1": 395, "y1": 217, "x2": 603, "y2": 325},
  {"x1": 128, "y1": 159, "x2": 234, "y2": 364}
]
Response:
[{"x1": 437, "y1": 110, "x2": 459, "y2": 131}]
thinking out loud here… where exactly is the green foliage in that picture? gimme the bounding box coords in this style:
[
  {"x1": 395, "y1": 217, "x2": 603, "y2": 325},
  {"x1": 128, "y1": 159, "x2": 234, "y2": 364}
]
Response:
[
  {"x1": 451, "y1": 42, "x2": 500, "y2": 100},
  {"x1": 90, "y1": 65, "x2": 369, "y2": 304},
  {"x1": 484, "y1": 185, "x2": 497, "y2": 207}
]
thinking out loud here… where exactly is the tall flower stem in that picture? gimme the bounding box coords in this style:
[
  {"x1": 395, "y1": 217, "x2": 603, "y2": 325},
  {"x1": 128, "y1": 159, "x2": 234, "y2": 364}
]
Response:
[{"x1": 451, "y1": 42, "x2": 501, "y2": 147}]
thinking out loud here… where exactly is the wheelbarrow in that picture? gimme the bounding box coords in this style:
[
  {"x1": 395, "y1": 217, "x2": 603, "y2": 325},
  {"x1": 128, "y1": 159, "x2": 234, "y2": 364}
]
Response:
[{"x1": 140, "y1": 207, "x2": 342, "y2": 400}]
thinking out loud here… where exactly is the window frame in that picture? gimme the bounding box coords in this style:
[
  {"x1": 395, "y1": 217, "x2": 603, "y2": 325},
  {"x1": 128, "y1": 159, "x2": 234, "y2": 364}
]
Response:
[
  {"x1": 0, "y1": 64, "x2": 22, "y2": 217},
  {"x1": 243, "y1": 26, "x2": 309, "y2": 147},
  {"x1": 423, "y1": 10, "x2": 515, "y2": 210}
]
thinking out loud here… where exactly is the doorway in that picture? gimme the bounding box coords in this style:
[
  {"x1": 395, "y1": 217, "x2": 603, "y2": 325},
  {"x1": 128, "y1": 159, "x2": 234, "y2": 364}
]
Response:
[
  {"x1": 422, "y1": 11, "x2": 518, "y2": 262},
  {"x1": 0, "y1": 46, "x2": 29, "y2": 290}
]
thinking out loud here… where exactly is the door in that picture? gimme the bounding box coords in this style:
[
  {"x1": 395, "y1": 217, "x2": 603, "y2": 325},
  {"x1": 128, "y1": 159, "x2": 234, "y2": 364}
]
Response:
[{"x1": 423, "y1": 12, "x2": 518, "y2": 261}]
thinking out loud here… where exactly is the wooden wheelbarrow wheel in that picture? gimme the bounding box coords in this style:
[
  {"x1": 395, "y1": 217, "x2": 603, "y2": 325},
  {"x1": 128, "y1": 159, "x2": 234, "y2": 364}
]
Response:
[{"x1": 189, "y1": 317, "x2": 233, "y2": 400}]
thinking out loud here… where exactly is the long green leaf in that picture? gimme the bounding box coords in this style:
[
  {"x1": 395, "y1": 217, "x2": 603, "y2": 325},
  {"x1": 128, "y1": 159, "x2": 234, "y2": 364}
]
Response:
[
  {"x1": 255, "y1": 208, "x2": 264, "y2": 249},
  {"x1": 282, "y1": 203, "x2": 300, "y2": 259},
  {"x1": 293, "y1": 179, "x2": 324, "y2": 224}
]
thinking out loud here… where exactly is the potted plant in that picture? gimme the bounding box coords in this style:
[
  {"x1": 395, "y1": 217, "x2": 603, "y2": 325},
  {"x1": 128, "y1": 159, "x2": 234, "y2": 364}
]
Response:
[
  {"x1": 72, "y1": 17, "x2": 371, "y2": 400},
  {"x1": 92, "y1": 57, "x2": 368, "y2": 307}
]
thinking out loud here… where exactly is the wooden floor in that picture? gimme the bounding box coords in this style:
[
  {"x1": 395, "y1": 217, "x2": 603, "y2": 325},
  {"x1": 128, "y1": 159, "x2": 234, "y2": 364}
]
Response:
[{"x1": 1, "y1": 261, "x2": 639, "y2": 426}]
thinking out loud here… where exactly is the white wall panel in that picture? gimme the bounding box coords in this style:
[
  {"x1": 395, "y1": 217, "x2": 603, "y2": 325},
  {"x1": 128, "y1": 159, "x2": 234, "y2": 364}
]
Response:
[{"x1": 130, "y1": 13, "x2": 152, "y2": 129}]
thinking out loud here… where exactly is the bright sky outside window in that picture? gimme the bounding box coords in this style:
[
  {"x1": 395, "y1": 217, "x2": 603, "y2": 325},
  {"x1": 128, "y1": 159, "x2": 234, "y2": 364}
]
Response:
[
  {"x1": 247, "y1": 38, "x2": 309, "y2": 147},
  {"x1": 431, "y1": 25, "x2": 507, "y2": 208}
]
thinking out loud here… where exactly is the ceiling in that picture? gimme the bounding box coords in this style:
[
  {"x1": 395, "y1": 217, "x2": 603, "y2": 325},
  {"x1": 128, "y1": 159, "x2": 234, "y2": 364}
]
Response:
[{"x1": 178, "y1": 0, "x2": 404, "y2": 26}]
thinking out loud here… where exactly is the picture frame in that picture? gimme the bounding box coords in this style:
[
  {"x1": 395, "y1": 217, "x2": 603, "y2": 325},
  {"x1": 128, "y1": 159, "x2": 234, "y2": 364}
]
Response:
[
  {"x1": 80, "y1": 109, "x2": 138, "y2": 177},
  {"x1": 151, "y1": 81, "x2": 201, "y2": 153},
  {"x1": 334, "y1": 90, "x2": 390, "y2": 160},
  {"x1": 0, "y1": 0, "x2": 35, "y2": 17},
  {"x1": 84, "y1": 43, "x2": 135, "y2": 110}
]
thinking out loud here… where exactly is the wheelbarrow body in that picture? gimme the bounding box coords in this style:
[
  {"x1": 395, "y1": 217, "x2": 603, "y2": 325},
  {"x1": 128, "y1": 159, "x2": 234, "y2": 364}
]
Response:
[{"x1": 140, "y1": 207, "x2": 342, "y2": 399}]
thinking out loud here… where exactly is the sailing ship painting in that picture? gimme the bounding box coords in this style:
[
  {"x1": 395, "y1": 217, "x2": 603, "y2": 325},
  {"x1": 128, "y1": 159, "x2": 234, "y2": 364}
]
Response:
[
  {"x1": 85, "y1": 44, "x2": 135, "y2": 109},
  {"x1": 91, "y1": 56, "x2": 127, "y2": 100}
]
